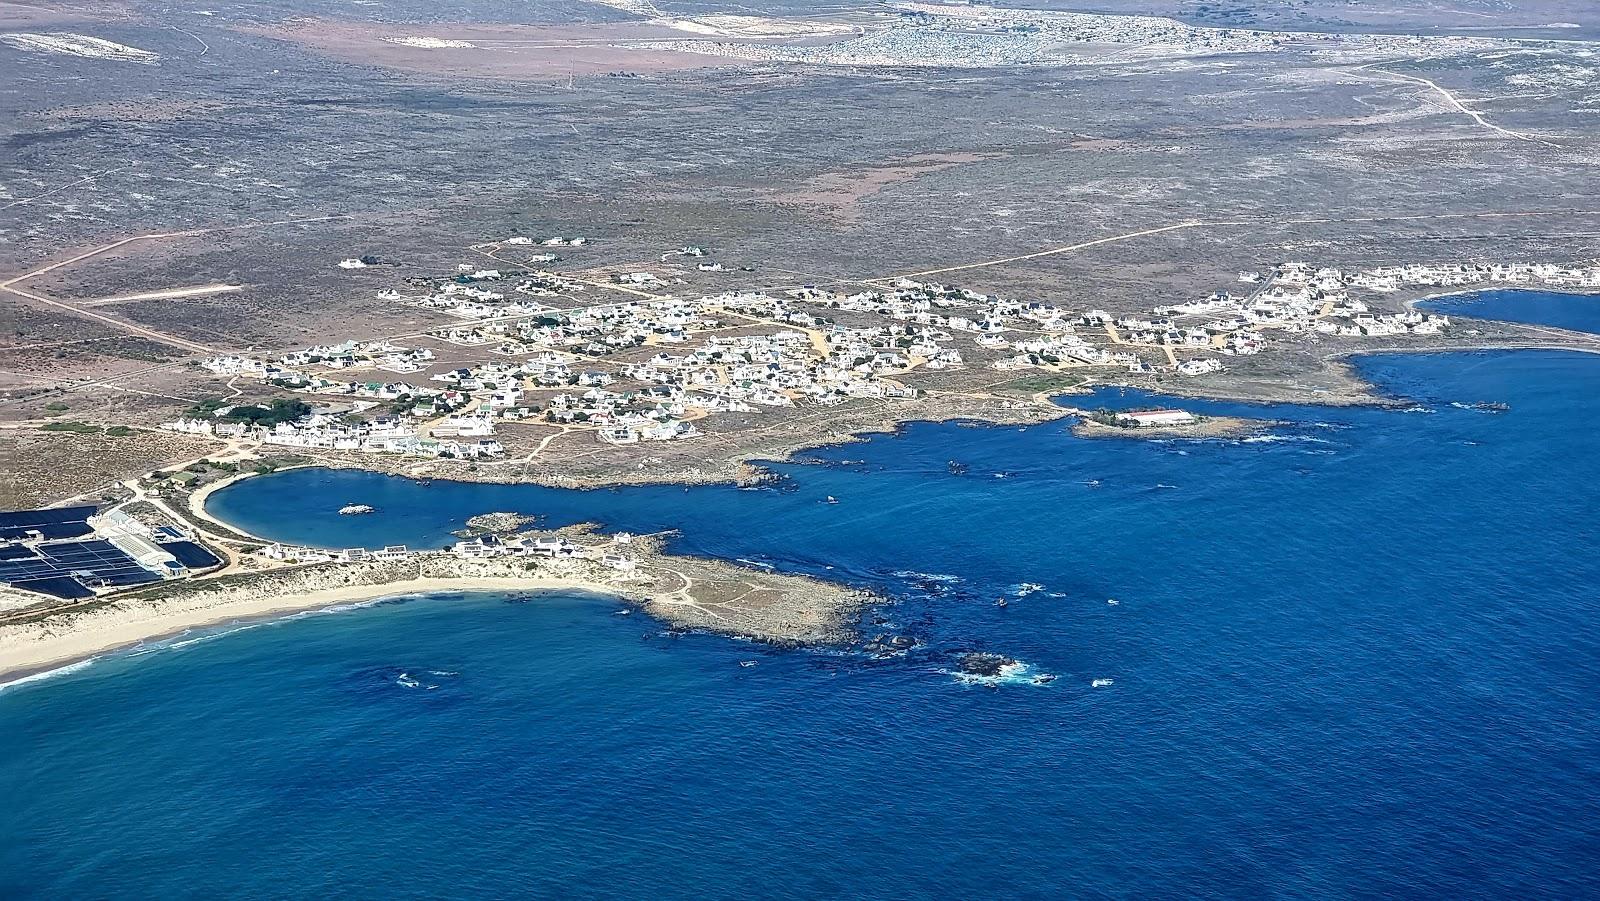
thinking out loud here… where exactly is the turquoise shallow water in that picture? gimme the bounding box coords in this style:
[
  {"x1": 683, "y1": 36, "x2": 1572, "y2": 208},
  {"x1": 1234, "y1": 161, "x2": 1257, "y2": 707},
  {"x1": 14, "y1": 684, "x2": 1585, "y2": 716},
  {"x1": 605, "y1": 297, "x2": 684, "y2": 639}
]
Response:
[{"x1": 4, "y1": 345, "x2": 1600, "y2": 898}]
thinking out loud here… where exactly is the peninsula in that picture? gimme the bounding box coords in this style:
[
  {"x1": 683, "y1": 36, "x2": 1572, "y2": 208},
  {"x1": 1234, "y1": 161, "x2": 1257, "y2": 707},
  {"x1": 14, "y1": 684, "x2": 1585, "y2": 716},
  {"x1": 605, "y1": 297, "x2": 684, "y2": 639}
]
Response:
[{"x1": 0, "y1": 520, "x2": 868, "y2": 682}]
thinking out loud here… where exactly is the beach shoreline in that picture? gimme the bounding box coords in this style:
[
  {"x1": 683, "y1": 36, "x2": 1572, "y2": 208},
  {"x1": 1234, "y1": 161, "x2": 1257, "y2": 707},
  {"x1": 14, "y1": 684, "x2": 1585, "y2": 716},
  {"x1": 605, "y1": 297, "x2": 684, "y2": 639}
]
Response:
[
  {"x1": 0, "y1": 531, "x2": 869, "y2": 686},
  {"x1": 0, "y1": 575, "x2": 628, "y2": 686}
]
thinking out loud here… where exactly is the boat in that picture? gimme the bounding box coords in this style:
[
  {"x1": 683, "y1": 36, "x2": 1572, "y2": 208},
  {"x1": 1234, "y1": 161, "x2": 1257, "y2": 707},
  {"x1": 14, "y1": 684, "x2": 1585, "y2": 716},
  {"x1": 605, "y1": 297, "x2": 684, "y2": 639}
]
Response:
[
  {"x1": 1107, "y1": 598, "x2": 1119, "y2": 606},
  {"x1": 824, "y1": 496, "x2": 839, "y2": 504},
  {"x1": 338, "y1": 504, "x2": 375, "y2": 515},
  {"x1": 995, "y1": 597, "x2": 1008, "y2": 608},
  {"x1": 1091, "y1": 678, "x2": 1114, "y2": 688},
  {"x1": 739, "y1": 660, "x2": 758, "y2": 668}
]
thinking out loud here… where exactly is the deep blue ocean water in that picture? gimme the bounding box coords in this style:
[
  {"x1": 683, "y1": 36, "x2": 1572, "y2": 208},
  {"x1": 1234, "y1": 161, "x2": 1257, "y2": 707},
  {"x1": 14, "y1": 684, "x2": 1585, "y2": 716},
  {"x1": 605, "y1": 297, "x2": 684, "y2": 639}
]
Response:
[
  {"x1": 1419, "y1": 288, "x2": 1600, "y2": 335},
  {"x1": 4, "y1": 346, "x2": 1600, "y2": 898}
]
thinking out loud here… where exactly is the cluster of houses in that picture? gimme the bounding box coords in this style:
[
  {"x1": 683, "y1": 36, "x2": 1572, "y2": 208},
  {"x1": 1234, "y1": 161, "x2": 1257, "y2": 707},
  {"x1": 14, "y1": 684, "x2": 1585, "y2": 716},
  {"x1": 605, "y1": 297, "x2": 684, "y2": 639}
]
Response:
[
  {"x1": 427, "y1": 294, "x2": 720, "y2": 354},
  {"x1": 965, "y1": 258, "x2": 1476, "y2": 378},
  {"x1": 1240, "y1": 263, "x2": 1452, "y2": 337},
  {"x1": 173, "y1": 244, "x2": 1600, "y2": 467},
  {"x1": 261, "y1": 543, "x2": 413, "y2": 564},
  {"x1": 259, "y1": 532, "x2": 637, "y2": 572},
  {"x1": 1348, "y1": 261, "x2": 1600, "y2": 292},
  {"x1": 164, "y1": 412, "x2": 507, "y2": 459},
  {"x1": 202, "y1": 341, "x2": 437, "y2": 378}
]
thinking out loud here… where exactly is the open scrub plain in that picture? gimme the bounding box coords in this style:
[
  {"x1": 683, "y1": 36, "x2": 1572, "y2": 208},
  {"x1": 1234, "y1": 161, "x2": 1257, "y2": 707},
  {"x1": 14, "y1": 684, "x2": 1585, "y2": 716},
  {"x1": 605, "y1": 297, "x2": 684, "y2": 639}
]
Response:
[{"x1": 3, "y1": 0, "x2": 1599, "y2": 507}]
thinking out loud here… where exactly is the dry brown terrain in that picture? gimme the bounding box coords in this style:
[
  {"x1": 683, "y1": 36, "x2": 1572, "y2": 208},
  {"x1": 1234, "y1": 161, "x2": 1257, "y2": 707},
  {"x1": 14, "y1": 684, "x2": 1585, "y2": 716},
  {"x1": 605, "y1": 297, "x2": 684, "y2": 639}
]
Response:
[
  {"x1": 0, "y1": 427, "x2": 221, "y2": 508},
  {"x1": 0, "y1": 1, "x2": 136, "y2": 29}
]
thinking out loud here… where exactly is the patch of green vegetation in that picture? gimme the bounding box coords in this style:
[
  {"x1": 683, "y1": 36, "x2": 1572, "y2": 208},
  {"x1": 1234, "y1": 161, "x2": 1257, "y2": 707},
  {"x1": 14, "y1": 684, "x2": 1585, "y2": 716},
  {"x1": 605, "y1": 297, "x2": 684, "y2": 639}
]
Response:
[
  {"x1": 1087, "y1": 409, "x2": 1127, "y2": 428},
  {"x1": 43, "y1": 401, "x2": 69, "y2": 417},
  {"x1": 40, "y1": 420, "x2": 102, "y2": 435},
  {"x1": 254, "y1": 454, "x2": 309, "y2": 474},
  {"x1": 998, "y1": 372, "x2": 1090, "y2": 395},
  {"x1": 186, "y1": 396, "x2": 312, "y2": 427},
  {"x1": 105, "y1": 425, "x2": 134, "y2": 437}
]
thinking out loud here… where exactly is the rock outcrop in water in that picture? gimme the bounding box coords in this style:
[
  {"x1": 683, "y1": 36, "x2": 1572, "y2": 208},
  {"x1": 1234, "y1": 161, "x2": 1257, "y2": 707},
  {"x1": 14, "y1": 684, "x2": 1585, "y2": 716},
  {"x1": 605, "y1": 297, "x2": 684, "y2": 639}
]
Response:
[
  {"x1": 453, "y1": 512, "x2": 537, "y2": 538},
  {"x1": 957, "y1": 653, "x2": 1019, "y2": 677}
]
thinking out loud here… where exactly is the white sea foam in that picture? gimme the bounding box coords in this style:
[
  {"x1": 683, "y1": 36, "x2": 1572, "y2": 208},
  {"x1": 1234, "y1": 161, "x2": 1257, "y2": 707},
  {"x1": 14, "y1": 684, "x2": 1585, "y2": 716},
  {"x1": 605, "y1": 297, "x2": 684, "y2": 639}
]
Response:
[
  {"x1": 945, "y1": 660, "x2": 1055, "y2": 687},
  {"x1": 1239, "y1": 434, "x2": 1331, "y2": 445},
  {"x1": 893, "y1": 570, "x2": 962, "y2": 584},
  {"x1": 167, "y1": 621, "x2": 267, "y2": 649},
  {"x1": 137, "y1": 596, "x2": 403, "y2": 657},
  {"x1": 279, "y1": 597, "x2": 394, "y2": 620},
  {"x1": 0, "y1": 657, "x2": 96, "y2": 692}
]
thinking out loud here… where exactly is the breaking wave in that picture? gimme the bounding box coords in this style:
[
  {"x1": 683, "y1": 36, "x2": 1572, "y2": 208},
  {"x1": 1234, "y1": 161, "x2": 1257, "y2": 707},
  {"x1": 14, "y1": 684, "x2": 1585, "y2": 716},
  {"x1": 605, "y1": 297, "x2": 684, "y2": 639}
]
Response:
[{"x1": 0, "y1": 657, "x2": 96, "y2": 693}]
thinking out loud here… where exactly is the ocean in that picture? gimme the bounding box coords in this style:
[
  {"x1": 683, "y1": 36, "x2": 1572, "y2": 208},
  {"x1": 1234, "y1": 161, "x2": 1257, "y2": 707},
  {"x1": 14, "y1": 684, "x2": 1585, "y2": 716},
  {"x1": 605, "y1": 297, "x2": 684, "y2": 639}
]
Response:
[
  {"x1": 4, "y1": 340, "x2": 1599, "y2": 896},
  {"x1": 1419, "y1": 287, "x2": 1600, "y2": 335}
]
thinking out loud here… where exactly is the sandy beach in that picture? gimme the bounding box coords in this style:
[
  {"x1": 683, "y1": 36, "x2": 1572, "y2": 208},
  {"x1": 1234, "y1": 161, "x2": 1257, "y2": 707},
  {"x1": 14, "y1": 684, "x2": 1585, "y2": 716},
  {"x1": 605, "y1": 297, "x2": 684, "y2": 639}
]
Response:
[{"x1": 0, "y1": 574, "x2": 632, "y2": 685}]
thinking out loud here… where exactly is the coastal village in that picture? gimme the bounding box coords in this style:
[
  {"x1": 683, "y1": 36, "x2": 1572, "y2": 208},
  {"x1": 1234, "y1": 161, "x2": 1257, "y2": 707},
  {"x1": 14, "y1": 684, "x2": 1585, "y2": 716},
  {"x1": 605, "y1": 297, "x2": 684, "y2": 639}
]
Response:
[
  {"x1": 144, "y1": 246, "x2": 1600, "y2": 464},
  {"x1": 3, "y1": 234, "x2": 1595, "y2": 656}
]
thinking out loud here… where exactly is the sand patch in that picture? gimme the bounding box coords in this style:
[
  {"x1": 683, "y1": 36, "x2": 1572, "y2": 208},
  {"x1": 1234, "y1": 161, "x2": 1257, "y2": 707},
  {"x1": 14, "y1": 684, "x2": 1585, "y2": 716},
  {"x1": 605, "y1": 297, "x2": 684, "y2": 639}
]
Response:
[
  {"x1": 384, "y1": 36, "x2": 475, "y2": 49},
  {"x1": 582, "y1": 0, "x2": 663, "y2": 16},
  {"x1": 243, "y1": 19, "x2": 754, "y2": 80},
  {"x1": 0, "y1": 31, "x2": 158, "y2": 62},
  {"x1": 652, "y1": 15, "x2": 857, "y2": 39}
]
